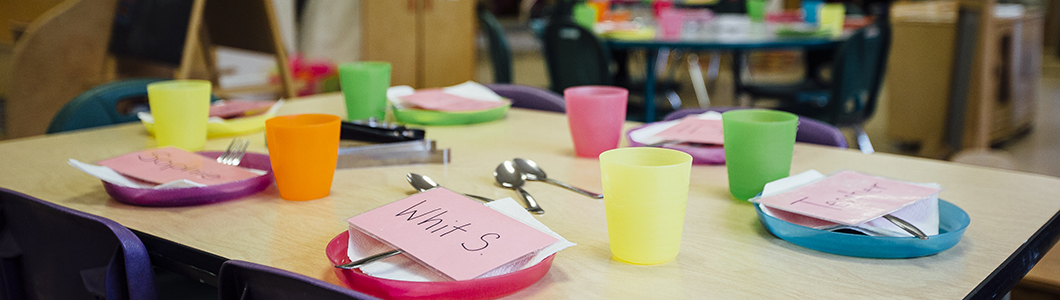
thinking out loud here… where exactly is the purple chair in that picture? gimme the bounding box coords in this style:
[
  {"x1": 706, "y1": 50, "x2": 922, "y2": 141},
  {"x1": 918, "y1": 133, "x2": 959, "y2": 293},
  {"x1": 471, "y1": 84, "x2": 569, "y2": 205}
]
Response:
[
  {"x1": 664, "y1": 107, "x2": 849, "y2": 148},
  {"x1": 485, "y1": 84, "x2": 566, "y2": 113},
  {"x1": 0, "y1": 188, "x2": 158, "y2": 300},
  {"x1": 218, "y1": 260, "x2": 379, "y2": 300}
]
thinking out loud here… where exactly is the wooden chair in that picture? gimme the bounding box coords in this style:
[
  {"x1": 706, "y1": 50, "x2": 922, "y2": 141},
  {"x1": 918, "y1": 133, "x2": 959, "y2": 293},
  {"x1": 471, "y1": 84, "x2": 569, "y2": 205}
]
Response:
[
  {"x1": 4, "y1": 0, "x2": 118, "y2": 140},
  {"x1": 4, "y1": 0, "x2": 294, "y2": 140}
]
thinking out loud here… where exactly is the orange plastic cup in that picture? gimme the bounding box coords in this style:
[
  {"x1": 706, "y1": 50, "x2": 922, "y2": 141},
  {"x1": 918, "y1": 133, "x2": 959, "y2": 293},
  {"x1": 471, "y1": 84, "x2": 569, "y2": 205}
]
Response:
[{"x1": 265, "y1": 114, "x2": 341, "y2": 201}]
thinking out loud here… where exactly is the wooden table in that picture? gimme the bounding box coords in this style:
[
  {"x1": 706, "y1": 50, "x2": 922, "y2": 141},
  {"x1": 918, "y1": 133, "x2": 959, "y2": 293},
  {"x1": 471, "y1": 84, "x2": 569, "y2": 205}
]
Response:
[{"x1": 1, "y1": 92, "x2": 1058, "y2": 299}]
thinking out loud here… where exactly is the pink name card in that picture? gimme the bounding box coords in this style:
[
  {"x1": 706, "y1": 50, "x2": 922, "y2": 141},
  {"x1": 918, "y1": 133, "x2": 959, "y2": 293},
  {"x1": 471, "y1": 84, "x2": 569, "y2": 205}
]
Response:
[
  {"x1": 653, "y1": 117, "x2": 724, "y2": 145},
  {"x1": 752, "y1": 171, "x2": 942, "y2": 225},
  {"x1": 399, "y1": 89, "x2": 506, "y2": 112},
  {"x1": 347, "y1": 188, "x2": 559, "y2": 281},
  {"x1": 98, "y1": 147, "x2": 260, "y2": 185}
]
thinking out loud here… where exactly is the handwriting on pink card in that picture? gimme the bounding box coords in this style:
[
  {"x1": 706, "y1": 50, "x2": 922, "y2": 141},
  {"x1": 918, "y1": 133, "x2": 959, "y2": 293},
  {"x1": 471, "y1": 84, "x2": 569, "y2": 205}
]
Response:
[
  {"x1": 98, "y1": 147, "x2": 260, "y2": 185},
  {"x1": 399, "y1": 89, "x2": 507, "y2": 112},
  {"x1": 752, "y1": 171, "x2": 941, "y2": 225},
  {"x1": 653, "y1": 118, "x2": 724, "y2": 145},
  {"x1": 347, "y1": 188, "x2": 559, "y2": 281}
]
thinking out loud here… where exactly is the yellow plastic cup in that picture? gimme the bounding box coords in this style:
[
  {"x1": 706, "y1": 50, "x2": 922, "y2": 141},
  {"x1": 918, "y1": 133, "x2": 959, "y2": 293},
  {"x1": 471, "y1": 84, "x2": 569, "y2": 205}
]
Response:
[
  {"x1": 146, "y1": 80, "x2": 211, "y2": 151},
  {"x1": 265, "y1": 114, "x2": 341, "y2": 201},
  {"x1": 820, "y1": 3, "x2": 845, "y2": 37},
  {"x1": 599, "y1": 147, "x2": 693, "y2": 265}
]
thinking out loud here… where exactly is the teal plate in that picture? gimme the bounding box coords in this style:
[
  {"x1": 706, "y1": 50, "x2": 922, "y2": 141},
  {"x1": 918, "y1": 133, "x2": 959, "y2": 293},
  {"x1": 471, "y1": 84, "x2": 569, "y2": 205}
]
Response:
[
  {"x1": 391, "y1": 102, "x2": 511, "y2": 126},
  {"x1": 756, "y1": 199, "x2": 970, "y2": 258}
]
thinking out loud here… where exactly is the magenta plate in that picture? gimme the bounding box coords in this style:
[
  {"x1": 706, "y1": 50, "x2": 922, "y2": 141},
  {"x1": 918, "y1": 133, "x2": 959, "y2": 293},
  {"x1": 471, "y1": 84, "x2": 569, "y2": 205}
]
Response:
[{"x1": 103, "y1": 151, "x2": 273, "y2": 207}]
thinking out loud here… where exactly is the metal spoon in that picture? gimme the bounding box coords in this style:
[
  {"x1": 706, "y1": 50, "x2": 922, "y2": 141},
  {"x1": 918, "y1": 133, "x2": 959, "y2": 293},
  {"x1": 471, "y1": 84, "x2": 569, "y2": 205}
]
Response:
[
  {"x1": 406, "y1": 173, "x2": 493, "y2": 203},
  {"x1": 494, "y1": 161, "x2": 545, "y2": 215},
  {"x1": 513, "y1": 158, "x2": 603, "y2": 199}
]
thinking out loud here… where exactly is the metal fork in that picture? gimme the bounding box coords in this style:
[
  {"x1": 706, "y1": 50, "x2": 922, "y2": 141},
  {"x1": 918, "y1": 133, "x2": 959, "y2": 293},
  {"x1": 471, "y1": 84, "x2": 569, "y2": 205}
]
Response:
[{"x1": 217, "y1": 138, "x2": 249, "y2": 166}]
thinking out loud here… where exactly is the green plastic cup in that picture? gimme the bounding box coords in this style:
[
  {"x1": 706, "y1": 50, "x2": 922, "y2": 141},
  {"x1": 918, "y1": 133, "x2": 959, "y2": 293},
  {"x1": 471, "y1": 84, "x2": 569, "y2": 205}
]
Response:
[
  {"x1": 573, "y1": 3, "x2": 597, "y2": 30},
  {"x1": 722, "y1": 109, "x2": 798, "y2": 200},
  {"x1": 600, "y1": 147, "x2": 692, "y2": 265},
  {"x1": 146, "y1": 80, "x2": 211, "y2": 151},
  {"x1": 746, "y1": 0, "x2": 766, "y2": 23},
  {"x1": 339, "y1": 61, "x2": 391, "y2": 121}
]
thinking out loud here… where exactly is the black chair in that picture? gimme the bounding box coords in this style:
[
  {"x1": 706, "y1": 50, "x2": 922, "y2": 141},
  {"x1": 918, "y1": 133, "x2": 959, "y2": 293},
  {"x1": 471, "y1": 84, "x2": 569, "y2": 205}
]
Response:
[
  {"x1": 740, "y1": 20, "x2": 891, "y2": 153},
  {"x1": 540, "y1": 14, "x2": 613, "y2": 93},
  {"x1": 0, "y1": 188, "x2": 158, "y2": 300},
  {"x1": 477, "y1": 4, "x2": 513, "y2": 84},
  {"x1": 217, "y1": 260, "x2": 379, "y2": 300},
  {"x1": 540, "y1": 4, "x2": 681, "y2": 121}
]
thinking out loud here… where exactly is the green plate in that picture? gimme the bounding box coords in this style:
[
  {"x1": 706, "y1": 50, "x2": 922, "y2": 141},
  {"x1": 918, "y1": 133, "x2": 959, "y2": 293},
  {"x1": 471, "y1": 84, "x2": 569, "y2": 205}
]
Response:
[{"x1": 391, "y1": 101, "x2": 511, "y2": 126}]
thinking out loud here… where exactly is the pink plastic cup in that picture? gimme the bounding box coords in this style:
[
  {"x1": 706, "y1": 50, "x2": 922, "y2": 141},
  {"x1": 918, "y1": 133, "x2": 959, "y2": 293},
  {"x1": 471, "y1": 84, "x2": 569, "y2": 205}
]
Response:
[
  {"x1": 658, "y1": 8, "x2": 684, "y2": 38},
  {"x1": 565, "y1": 86, "x2": 629, "y2": 158}
]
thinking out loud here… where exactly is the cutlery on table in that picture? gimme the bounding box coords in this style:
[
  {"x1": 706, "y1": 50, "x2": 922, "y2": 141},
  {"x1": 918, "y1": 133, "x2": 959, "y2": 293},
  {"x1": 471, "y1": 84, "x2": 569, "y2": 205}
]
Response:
[
  {"x1": 406, "y1": 173, "x2": 494, "y2": 203},
  {"x1": 334, "y1": 249, "x2": 403, "y2": 270},
  {"x1": 494, "y1": 161, "x2": 545, "y2": 215},
  {"x1": 513, "y1": 158, "x2": 603, "y2": 199},
  {"x1": 217, "y1": 138, "x2": 249, "y2": 166}
]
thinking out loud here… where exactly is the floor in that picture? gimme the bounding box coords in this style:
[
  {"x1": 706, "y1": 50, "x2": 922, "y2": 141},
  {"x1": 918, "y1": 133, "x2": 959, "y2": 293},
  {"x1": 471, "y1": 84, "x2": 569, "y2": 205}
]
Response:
[{"x1": 476, "y1": 17, "x2": 1060, "y2": 298}]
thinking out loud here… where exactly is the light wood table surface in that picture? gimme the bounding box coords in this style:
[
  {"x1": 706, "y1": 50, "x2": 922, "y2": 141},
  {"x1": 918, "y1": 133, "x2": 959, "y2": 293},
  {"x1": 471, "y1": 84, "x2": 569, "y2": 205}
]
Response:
[{"x1": 0, "y1": 92, "x2": 1058, "y2": 299}]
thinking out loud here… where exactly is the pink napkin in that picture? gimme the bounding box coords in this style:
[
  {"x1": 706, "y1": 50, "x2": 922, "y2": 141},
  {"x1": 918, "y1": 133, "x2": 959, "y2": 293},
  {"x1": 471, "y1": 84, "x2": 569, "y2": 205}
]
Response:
[{"x1": 398, "y1": 89, "x2": 507, "y2": 112}]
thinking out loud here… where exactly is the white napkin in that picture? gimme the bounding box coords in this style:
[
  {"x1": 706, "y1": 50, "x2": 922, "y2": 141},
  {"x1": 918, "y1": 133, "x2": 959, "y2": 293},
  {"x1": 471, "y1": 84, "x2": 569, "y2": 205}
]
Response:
[
  {"x1": 68, "y1": 159, "x2": 267, "y2": 189},
  {"x1": 346, "y1": 197, "x2": 576, "y2": 282},
  {"x1": 68, "y1": 159, "x2": 205, "y2": 189},
  {"x1": 387, "y1": 81, "x2": 504, "y2": 110},
  {"x1": 628, "y1": 111, "x2": 723, "y2": 145},
  {"x1": 758, "y1": 170, "x2": 940, "y2": 237}
]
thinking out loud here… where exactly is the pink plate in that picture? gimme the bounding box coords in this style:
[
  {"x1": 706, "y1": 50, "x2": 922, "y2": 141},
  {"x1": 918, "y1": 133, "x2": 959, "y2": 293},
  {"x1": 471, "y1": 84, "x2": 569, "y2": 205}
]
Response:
[
  {"x1": 103, "y1": 151, "x2": 273, "y2": 207},
  {"x1": 325, "y1": 231, "x2": 555, "y2": 300},
  {"x1": 626, "y1": 123, "x2": 726, "y2": 165}
]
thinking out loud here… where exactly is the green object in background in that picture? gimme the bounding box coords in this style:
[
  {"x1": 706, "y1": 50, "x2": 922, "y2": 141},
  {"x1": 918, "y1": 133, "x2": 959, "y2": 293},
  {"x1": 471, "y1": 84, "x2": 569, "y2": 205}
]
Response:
[
  {"x1": 722, "y1": 109, "x2": 798, "y2": 200},
  {"x1": 746, "y1": 0, "x2": 766, "y2": 23},
  {"x1": 820, "y1": 3, "x2": 846, "y2": 37},
  {"x1": 572, "y1": 3, "x2": 597, "y2": 30},
  {"x1": 338, "y1": 61, "x2": 391, "y2": 121}
]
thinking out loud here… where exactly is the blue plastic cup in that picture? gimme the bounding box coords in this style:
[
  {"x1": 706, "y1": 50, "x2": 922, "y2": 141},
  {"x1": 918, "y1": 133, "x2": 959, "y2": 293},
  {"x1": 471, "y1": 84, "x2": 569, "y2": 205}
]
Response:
[{"x1": 802, "y1": 0, "x2": 824, "y2": 24}]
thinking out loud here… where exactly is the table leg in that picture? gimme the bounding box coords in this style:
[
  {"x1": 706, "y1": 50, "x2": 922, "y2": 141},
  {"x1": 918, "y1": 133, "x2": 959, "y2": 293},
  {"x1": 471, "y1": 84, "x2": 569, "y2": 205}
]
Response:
[
  {"x1": 731, "y1": 50, "x2": 746, "y2": 106},
  {"x1": 644, "y1": 49, "x2": 658, "y2": 122}
]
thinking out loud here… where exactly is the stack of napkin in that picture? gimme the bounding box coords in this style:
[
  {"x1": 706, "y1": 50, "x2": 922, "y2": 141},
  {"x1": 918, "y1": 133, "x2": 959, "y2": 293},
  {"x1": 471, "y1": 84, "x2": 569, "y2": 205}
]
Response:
[
  {"x1": 754, "y1": 170, "x2": 941, "y2": 237},
  {"x1": 388, "y1": 81, "x2": 508, "y2": 112}
]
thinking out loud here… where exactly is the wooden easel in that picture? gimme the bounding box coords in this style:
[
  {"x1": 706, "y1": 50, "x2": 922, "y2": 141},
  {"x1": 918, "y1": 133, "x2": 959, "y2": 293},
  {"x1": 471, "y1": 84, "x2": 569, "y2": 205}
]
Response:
[{"x1": 176, "y1": 0, "x2": 296, "y2": 99}]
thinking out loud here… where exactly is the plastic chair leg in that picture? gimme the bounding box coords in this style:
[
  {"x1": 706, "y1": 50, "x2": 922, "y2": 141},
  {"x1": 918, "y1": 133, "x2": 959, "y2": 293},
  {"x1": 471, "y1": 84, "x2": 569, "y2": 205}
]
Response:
[
  {"x1": 854, "y1": 125, "x2": 875, "y2": 154},
  {"x1": 687, "y1": 53, "x2": 710, "y2": 108}
]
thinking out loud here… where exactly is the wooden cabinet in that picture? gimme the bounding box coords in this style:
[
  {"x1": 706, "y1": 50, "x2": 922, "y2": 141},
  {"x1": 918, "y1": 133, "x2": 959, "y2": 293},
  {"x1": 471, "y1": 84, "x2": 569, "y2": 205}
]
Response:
[
  {"x1": 361, "y1": 0, "x2": 476, "y2": 89},
  {"x1": 885, "y1": 10, "x2": 1042, "y2": 158}
]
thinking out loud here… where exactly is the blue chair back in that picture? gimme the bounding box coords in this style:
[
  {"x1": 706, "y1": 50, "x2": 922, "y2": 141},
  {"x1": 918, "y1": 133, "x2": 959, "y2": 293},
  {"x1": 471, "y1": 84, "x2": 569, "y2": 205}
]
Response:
[
  {"x1": 218, "y1": 260, "x2": 378, "y2": 300},
  {"x1": 47, "y1": 78, "x2": 220, "y2": 134},
  {"x1": 486, "y1": 84, "x2": 565, "y2": 113},
  {"x1": 0, "y1": 188, "x2": 157, "y2": 300},
  {"x1": 46, "y1": 78, "x2": 167, "y2": 134}
]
